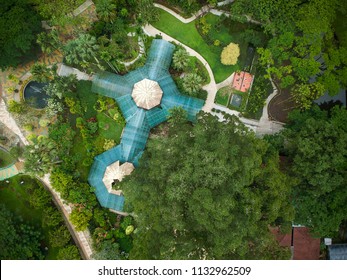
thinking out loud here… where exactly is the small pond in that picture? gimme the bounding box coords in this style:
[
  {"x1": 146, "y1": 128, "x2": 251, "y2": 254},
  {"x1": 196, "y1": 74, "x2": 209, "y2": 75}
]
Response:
[{"x1": 24, "y1": 81, "x2": 49, "y2": 109}]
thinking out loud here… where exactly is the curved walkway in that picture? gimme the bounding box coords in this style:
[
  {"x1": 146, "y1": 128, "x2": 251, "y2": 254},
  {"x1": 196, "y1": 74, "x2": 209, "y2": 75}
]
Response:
[
  {"x1": 151, "y1": 3, "x2": 284, "y2": 135},
  {"x1": 154, "y1": 0, "x2": 235, "y2": 24},
  {"x1": 143, "y1": 25, "x2": 217, "y2": 112}
]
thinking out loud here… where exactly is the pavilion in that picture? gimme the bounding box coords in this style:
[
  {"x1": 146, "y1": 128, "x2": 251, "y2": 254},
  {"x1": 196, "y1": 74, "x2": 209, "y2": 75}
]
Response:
[{"x1": 88, "y1": 39, "x2": 204, "y2": 212}]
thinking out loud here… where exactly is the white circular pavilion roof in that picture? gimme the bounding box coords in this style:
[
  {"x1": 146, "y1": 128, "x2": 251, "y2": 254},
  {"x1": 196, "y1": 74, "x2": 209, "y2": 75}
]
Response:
[
  {"x1": 103, "y1": 161, "x2": 134, "y2": 194},
  {"x1": 131, "y1": 78, "x2": 163, "y2": 110}
]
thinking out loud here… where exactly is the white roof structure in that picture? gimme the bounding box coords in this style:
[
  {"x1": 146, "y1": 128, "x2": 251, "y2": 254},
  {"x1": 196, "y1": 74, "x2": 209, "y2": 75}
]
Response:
[
  {"x1": 131, "y1": 78, "x2": 163, "y2": 110},
  {"x1": 102, "y1": 161, "x2": 134, "y2": 195}
]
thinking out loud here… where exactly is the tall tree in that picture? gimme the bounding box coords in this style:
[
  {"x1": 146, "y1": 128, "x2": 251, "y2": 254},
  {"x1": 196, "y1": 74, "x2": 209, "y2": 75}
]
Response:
[
  {"x1": 64, "y1": 34, "x2": 100, "y2": 67},
  {"x1": 283, "y1": 105, "x2": 347, "y2": 236},
  {"x1": 172, "y1": 48, "x2": 189, "y2": 71},
  {"x1": 0, "y1": 0, "x2": 41, "y2": 69},
  {"x1": 121, "y1": 113, "x2": 294, "y2": 259},
  {"x1": 95, "y1": 0, "x2": 117, "y2": 23}
]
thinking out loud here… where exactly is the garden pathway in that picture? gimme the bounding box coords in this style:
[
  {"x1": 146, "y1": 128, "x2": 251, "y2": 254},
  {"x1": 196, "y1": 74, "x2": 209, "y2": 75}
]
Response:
[
  {"x1": 143, "y1": 24, "x2": 217, "y2": 112},
  {"x1": 119, "y1": 33, "x2": 145, "y2": 67},
  {"x1": 150, "y1": 3, "x2": 283, "y2": 135},
  {"x1": 0, "y1": 164, "x2": 19, "y2": 181},
  {"x1": 154, "y1": 0, "x2": 235, "y2": 24}
]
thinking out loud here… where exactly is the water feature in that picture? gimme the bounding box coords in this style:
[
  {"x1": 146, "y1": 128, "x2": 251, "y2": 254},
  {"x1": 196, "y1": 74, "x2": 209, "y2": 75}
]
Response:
[{"x1": 23, "y1": 81, "x2": 49, "y2": 109}]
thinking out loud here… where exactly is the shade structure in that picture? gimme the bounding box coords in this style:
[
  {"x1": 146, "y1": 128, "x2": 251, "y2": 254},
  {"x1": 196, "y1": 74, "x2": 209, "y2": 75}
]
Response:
[
  {"x1": 132, "y1": 79, "x2": 163, "y2": 110},
  {"x1": 102, "y1": 161, "x2": 134, "y2": 194},
  {"x1": 89, "y1": 39, "x2": 204, "y2": 212}
]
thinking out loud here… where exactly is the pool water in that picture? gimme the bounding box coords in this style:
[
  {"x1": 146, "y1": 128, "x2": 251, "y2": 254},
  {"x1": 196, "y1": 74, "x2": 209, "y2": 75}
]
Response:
[{"x1": 24, "y1": 81, "x2": 49, "y2": 109}]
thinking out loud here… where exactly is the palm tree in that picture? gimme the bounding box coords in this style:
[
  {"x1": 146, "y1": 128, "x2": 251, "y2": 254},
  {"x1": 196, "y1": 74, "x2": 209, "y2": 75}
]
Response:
[
  {"x1": 173, "y1": 49, "x2": 190, "y2": 71},
  {"x1": 182, "y1": 73, "x2": 203, "y2": 95},
  {"x1": 30, "y1": 63, "x2": 54, "y2": 83},
  {"x1": 95, "y1": 0, "x2": 117, "y2": 23},
  {"x1": 36, "y1": 30, "x2": 61, "y2": 55},
  {"x1": 64, "y1": 34, "x2": 100, "y2": 68}
]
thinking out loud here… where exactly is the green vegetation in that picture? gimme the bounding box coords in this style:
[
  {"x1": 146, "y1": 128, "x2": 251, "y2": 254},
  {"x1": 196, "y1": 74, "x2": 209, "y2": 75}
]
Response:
[
  {"x1": 281, "y1": 106, "x2": 347, "y2": 236},
  {"x1": 121, "y1": 113, "x2": 294, "y2": 259},
  {"x1": 153, "y1": 9, "x2": 237, "y2": 83},
  {"x1": 215, "y1": 86, "x2": 231, "y2": 106},
  {"x1": 0, "y1": 149, "x2": 15, "y2": 168},
  {"x1": 232, "y1": 0, "x2": 347, "y2": 108},
  {"x1": 0, "y1": 175, "x2": 80, "y2": 259},
  {"x1": 0, "y1": 0, "x2": 42, "y2": 69}
]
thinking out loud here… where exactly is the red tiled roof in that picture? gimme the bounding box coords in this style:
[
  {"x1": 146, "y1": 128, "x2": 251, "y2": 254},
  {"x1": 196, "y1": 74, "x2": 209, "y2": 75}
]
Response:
[
  {"x1": 293, "y1": 227, "x2": 320, "y2": 260},
  {"x1": 232, "y1": 71, "x2": 253, "y2": 93},
  {"x1": 270, "y1": 227, "x2": 292, "y2": 247}
]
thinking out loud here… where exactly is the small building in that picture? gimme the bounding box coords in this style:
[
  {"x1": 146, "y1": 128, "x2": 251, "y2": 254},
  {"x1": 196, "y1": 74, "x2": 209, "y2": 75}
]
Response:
[
  {"x1": 271, "y1": 226, "x2": 321, "y2": 260},
  {"x1": 231, "y1": 71, "x2": 254, "y2": 93},
  {"x1": 328, "y1": 244, "x2": 347, "y2": 260}
]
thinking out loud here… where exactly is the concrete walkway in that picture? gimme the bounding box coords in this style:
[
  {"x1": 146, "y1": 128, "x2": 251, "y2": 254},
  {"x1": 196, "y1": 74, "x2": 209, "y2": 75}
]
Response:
[
  {"x1": 0, "y1": 164, "x2": 18, "y2": 181},
  {"x1": 151, "y1": 3, "x2": 283, "y2": 135},
  {"x1": 154, "y1": 0, "x2": 235, "y2": 24},
  {"x1": 119, "y1": 33, "x2": 145, "y2": 67},
  {"x1": 72, "y1": 0, "x2": 93, "y2": 17},
  {"x1": 143, "y1": 24, "x2": 217, "y2": 112},
  {"x1": 0, "y1": 99, "x2": 29, "y2": 145},
  {"x1": 58, "y1": 64, "x2": 92, "y2": 80}
]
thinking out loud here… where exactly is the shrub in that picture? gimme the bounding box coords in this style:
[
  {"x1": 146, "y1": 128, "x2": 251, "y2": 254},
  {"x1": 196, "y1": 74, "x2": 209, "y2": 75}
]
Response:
[
  {"x1": 221, "y1": 43, "x2": 240, "y2": 65},
  {"x1": 39, "y1": 119, "x2": 50, "y2": 127}
]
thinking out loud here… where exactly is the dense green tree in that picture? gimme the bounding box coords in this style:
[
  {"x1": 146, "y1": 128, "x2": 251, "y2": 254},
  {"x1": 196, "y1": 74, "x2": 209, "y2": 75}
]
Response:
[
  {"x1": 0, "y1": 204, "x2": 43, "y2": 259},
  {"x1": 95, "y1": 0, "x2": 117, "y2": 23},
  {"x1": 49, "y1": 226, "x2": 71, "y2": 248},
  {"x1": 36, "y1": 30, "x2": 61, "y2": 55},
  {"x1": 57, "y1": 245, "x2": 81, "y2": 260},
  {"x1": 70, "y1": 208, "x2": 93, "y2": 231},
  {"x1": 32, "y1": 0, "x2": 80, "y2": 21},
  {"x1": 45, "y1": 74, "x2": 78, "y2": 99},
  {"x1": 121, "y1": 113, "x2": 293, "y2": 259},
  {"x1": 23, "y1": 136, "x2": 60, "y2": 176},
  {"x1": 283, "y1": 105, "x2": 347, "y2": 236},
  {"x1": 181, "y1": 73, "x2": 203, "y2": 95},
  {"x1": 0, "y1": 0, "x2": 42, "y2": 69},
  {"x1": 237, "y1": 0, "x2": 347, "y2": 108},
  {"x1": 92, "y1": 240, "x2": 121, "y2": 260},
  {"x1": 64, "y1": 34, "x2": 100, "y2": 67},
  {"x1": 136, "y1": 0, "x2": 159, "y2": 25},
  {"x1": 172, "y1": 49, "x2": 189, "y2": 71},
  {"x1": 30, "y1": 63, "x2": 56, "y2": 83}
]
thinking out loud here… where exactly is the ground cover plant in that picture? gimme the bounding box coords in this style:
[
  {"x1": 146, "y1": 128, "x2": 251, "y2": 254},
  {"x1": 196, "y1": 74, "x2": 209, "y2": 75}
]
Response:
[{"x1": 0, "y1": 149, "x2": 15, "y2": 168}]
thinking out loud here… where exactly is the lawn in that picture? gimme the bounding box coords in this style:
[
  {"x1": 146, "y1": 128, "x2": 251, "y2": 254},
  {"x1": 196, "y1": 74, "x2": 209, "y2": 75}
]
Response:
[
  {"x1": 215, "y1": 86, "x2": 231, "y2": 106},
  {"x1": 0, "y1": 175, "x2": 78, "y2": 259},
  {"x1": 0, "y1": 148, "x2": 15, "y2": 168},
  {"x1": 152, "y1": 9, "x2": 238, "y2": 83}
]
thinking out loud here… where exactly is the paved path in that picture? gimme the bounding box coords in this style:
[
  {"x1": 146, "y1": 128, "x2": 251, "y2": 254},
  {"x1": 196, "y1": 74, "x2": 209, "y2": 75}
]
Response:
[
  {"x1": 143, "y1": 24, "x2": 217, "y2": 112},
  {"x1": 0, "y1": 164, "x2": 18, "y2": 181},
  {"x1": 154, "y1": 0, "x2": 235, "y2": 24},
  {"x1": 151, "y1": 3, "x2": 282, "y2": 135},
  {"x1": 58, "y1": 64, "x2": 92, "y2": 80},
  {"x1": 72, "y1": 0, "x2": 93, "y2": 17},
  {"x1": 0, "y1": 99, "x2": 29, "y2": 145},
  {"x1": 120, "y1": 33, "x2": 145, "y2": 67}
]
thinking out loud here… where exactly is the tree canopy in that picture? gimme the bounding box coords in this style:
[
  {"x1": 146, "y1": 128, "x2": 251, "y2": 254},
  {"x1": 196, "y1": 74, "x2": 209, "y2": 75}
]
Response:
[
  {"x1": 121, "y1": 113, "x2": 293, "y2": 259},
  {"x1": 0, "y1": 0, "x2": 42, "y2": 69},
  {"x1": 283, "y1": 105, "x2": 347, "y2": 236}
]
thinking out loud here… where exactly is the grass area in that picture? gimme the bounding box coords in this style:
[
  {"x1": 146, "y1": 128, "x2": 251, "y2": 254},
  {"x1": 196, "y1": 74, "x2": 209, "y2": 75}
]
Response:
[
  {"x1": 152, "y1": 9, "x2": 238, "y2": 83},
  {"x1": 0, "y1": 175, "x2": 76, "y2": 259},
  {"x1": 97, "y1": 113, "x2": 123, "y2": 141},
  {"x1": 215, "y1": 86, "x2": 231, "y2": 106},
  {"x1": 0, "y1": 149, "x2": 15, "y2": 168}
]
